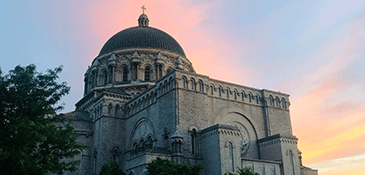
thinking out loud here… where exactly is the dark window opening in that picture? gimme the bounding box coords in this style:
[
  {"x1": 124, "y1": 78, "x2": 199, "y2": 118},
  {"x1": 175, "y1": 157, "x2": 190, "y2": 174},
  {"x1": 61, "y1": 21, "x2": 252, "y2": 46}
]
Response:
[
  {"x1": 122, "y1": 67, "x2": 128, "y2": 82},
  {"x1": 145, "y1": 66, "x2": 150, "y2": 81}
]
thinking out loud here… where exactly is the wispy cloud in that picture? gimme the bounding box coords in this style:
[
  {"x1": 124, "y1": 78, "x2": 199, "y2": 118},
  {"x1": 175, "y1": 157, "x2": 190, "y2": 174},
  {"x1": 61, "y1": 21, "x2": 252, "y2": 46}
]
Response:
[
  {"x1": 284, "y1": 10, "x2": 365, "y2": 165},
  {"x1": 308, "y1": 153, "x2": 365, "y2": 174}
]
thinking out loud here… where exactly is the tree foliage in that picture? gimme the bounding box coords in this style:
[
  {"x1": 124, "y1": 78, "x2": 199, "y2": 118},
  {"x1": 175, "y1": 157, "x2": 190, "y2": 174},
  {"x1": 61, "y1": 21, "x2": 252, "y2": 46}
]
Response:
[
  {"x1": 224, "y1": 167, "x2": 260, "y2": 175},
  {"x1": 147, "y1": 157, "x2": 202, "y2": 175},
  {"x1": 0, "y1": 64, "x2": 87, "y2": 175},
  {"x1": 99, "y1": 160, "x2": 126, "y2": 175}
]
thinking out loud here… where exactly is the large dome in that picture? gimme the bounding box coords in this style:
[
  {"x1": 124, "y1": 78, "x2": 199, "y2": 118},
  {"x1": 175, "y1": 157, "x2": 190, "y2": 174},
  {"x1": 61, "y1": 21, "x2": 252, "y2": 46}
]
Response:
[{"x1": 99, "y1": 14, "x2": 186, "y2": 57}]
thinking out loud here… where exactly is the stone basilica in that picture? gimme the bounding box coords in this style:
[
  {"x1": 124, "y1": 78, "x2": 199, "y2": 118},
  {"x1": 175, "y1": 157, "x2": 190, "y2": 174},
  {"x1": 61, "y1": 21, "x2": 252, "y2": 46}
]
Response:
[{"x1": 65, "y1": 11, "x2": 318, "y2": 175}]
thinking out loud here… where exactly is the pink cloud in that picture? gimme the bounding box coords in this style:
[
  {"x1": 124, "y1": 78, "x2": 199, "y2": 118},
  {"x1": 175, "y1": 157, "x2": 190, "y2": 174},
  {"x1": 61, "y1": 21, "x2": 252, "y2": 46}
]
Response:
[
  {"x1": 309, "y1": 153, "x2": 365, "y2": 174},
  {"x1": 286, "y1": 11, "x2": 365, "y2": 166}
]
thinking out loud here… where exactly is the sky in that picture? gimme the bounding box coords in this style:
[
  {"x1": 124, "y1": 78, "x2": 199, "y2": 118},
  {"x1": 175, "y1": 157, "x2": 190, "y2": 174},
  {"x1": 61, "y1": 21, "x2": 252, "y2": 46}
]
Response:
[{"x1": 1, "y1": 0, "x2": 365, "y2": 174}]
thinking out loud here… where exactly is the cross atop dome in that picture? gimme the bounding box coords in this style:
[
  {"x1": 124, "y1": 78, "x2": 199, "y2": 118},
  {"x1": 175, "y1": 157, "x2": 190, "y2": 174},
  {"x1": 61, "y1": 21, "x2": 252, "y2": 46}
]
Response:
[
  {"x1": 141, "y1": 5, "x2": 146, "y2": 14},
  {"x1": 138, "y1": 5, "x2": 149, "y2": 27}
]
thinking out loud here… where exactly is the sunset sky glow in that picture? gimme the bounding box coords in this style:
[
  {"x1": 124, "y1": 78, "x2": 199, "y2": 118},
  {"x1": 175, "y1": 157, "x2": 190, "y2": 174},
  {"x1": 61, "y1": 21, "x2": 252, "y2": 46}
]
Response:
[{"x1": 1, "y1": 1, "x2": 365, "y2": 174}]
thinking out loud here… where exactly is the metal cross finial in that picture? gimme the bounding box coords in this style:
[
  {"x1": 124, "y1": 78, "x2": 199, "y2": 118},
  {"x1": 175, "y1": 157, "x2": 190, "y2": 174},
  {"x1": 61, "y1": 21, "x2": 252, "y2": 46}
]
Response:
[{"x1": 141, "y1": 5, "x2": 146, "y2": 14}]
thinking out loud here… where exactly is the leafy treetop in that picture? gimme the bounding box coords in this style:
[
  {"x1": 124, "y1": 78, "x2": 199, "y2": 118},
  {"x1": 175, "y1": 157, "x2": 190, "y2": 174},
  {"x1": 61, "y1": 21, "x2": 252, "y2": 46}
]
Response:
[
  {"x1": 147, "y1": 157, "x2": 202, "y2": 175},
  {"x1": 224, "y1": 167, "x2": 260, "y2": 175},
  {"x1": 99, "y1": 160, "x2": 126, "y2": 175},
  {"x1": 0, "y1": 64, "x2": 87, "y2": 175}
]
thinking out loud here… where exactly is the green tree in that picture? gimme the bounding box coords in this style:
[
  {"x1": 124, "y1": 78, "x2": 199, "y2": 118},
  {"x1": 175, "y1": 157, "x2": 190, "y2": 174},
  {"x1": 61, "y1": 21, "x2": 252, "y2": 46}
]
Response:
[
  {"x1": 224, "y1": 167, "x2": 260, "y2": 175},
  {"x1": 99, "y1": 160, "x2": 126, "y2": 175},
  {"x1": 0, "y1": 64, "x2": 87, "y2": 175},
  {"x1": 147, "y1": 157, "x2": 202, "y2": 175}
]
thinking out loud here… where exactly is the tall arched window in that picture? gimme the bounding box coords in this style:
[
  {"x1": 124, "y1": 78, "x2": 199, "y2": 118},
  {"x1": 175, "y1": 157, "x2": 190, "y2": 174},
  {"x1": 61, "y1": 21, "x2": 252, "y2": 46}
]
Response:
[
  {"x1": 276, "y1": 97, "x2": 281, "y2": 107},
  {"x1": 158, "y1": 65, "x2": 163, "y2": 79},
  {"x1": 145, "y1": 66, "x2": 151, "y2": 81},
  {"x1": 122, "y1": 67, "x2": 128, "y2": 82},
  {"x1": 146, "y1": 136, "x2": 153, "y2": 150},
  {"x1": 191, "y1": 78, "x2": 196, "y2": 90},
  {"x1": 108, "y1": 104, "x2": 113, "y2": 115},
  {"x1": 241, "y1": 91, "x2": 246, "y2": 101},
  {"x1": 269, "y1": 95, "x2": 274, "y2": 106},
  {"x1": 228, "y1": 142, "x2": 234, "y2": 172},
  {"x1": 183, "y1": 77, "x2": 188, "y2": 89},
  {"x1": 115, "y1": 105, "x2": 120, "y2": 116},
  {"x1": 198, "y1": 80, "x2": 204, "y2": 92},
  {"x1": 282, "y1": 98, "x2": 287, "y2": 109},
  {"x1": 132, "y1": 64, "x2": 137, "y2": 81},
  {"x1": 84, "y1": 77, "x2": 88, "y2": 94},
  {"x1": 90, "y1": 75, "x2": 94, "y2": 89},
  {"x1": 191, "y1": 129, "x2": 197, "y2": 154},
  {"x1": 108, "y1": 68, "x2": 113, "y2": 83},
  {"x1": 288, "y1": 150, "x2": 295, "y2": 175},
  {"x1": 101, "y1": 70, "x2": 107, "y2": 85}
]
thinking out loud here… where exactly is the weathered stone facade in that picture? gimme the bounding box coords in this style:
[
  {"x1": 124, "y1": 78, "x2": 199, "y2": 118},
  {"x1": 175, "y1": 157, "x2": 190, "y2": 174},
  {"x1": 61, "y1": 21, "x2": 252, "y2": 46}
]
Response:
[{"x1": 64, "y1": 13, "x2": 317, "y2": 175}]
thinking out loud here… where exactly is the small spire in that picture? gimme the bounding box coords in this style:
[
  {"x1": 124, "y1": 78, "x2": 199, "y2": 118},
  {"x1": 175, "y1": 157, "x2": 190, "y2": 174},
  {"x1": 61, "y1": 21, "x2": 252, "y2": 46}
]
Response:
[
  {"x1": 131, "y1": 51, "x2": 139, "y2": 58},
  {"x1": 138, "y1": 6, "x2": 149, "y2": 27}
]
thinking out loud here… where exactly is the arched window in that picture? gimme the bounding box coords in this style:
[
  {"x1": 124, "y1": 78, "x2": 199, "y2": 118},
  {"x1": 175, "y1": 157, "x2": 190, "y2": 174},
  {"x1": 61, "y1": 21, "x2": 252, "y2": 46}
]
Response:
[
  {"x1": 166, "y1": 80, "x2": 170, "y2": 91},
  {"x1": 241, "y1": 91, "x2": 246, "y2": 101},
  {"x1": 191, "y1": 129, "x2": 197, "y2": 154},
  {"x1": 269, "y1": 95, "x2": 274, "y2": 106},
  {"x1": 146, "y1": 136, "x2": 153, "y2": 150},
  {"x1": 276, "y1": 97, "x2": 280, "y2": 107},
  {"x1": 183, "y1": 77, "x2": 188, "y2": 89},
  {"x1": 158, "y1": 65, "x2": 163, "y2": 79},
  {"x1": 163, "y1": 128, "x2": 170, "y2": 148},
  {"x1": 144, "y1": 66, "x2": 151, "y2": 81},
  {"x1": 191, "y1": 78, "x2": 196, "y2": 90},
  {"x1": 228, "y1": 142, "x2": 234, "y2": 172},
  {"x1": 101, "y1": 70, "x2": 107, "y2": 85},
  {"x1": 140, "y1": 139, "x2": 145, "y2": 151},
  {"x1": 122, "y1": 67, "x2": 128, "y2": 82},
  {"x1": 100, "y1": 105, "x2": 103, "y2": 116},
  {"x1": 218, "y1": 86, "x2": 222, "y2": 97},
  {"x1": 84, "y1": 77, "x2": 88, "y2": 94},
  {"x1": 108, "y1": 104, "x2": 113, "y2": 115},
  {"x1": 198, "y1": 80, "x2": 204, "y2": 92},
  {"x1": 115, "y1": 105, "x2": 120, "y2": 116},
  {"x1": 282, "y1": 98, "x2": 287, "y2": 109},
  {"x1": 90, "y1": 75, "x2": 94, "y2": 89},
  {"x1": 132, "y1": 64, "x2": 137, "y2": 81},
  {"x1": 108, "y1": 68, "x2": 113, "y2": 83},
  {"x1": 288, "y1": 150, "x2": 295, "y2": 174}
]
